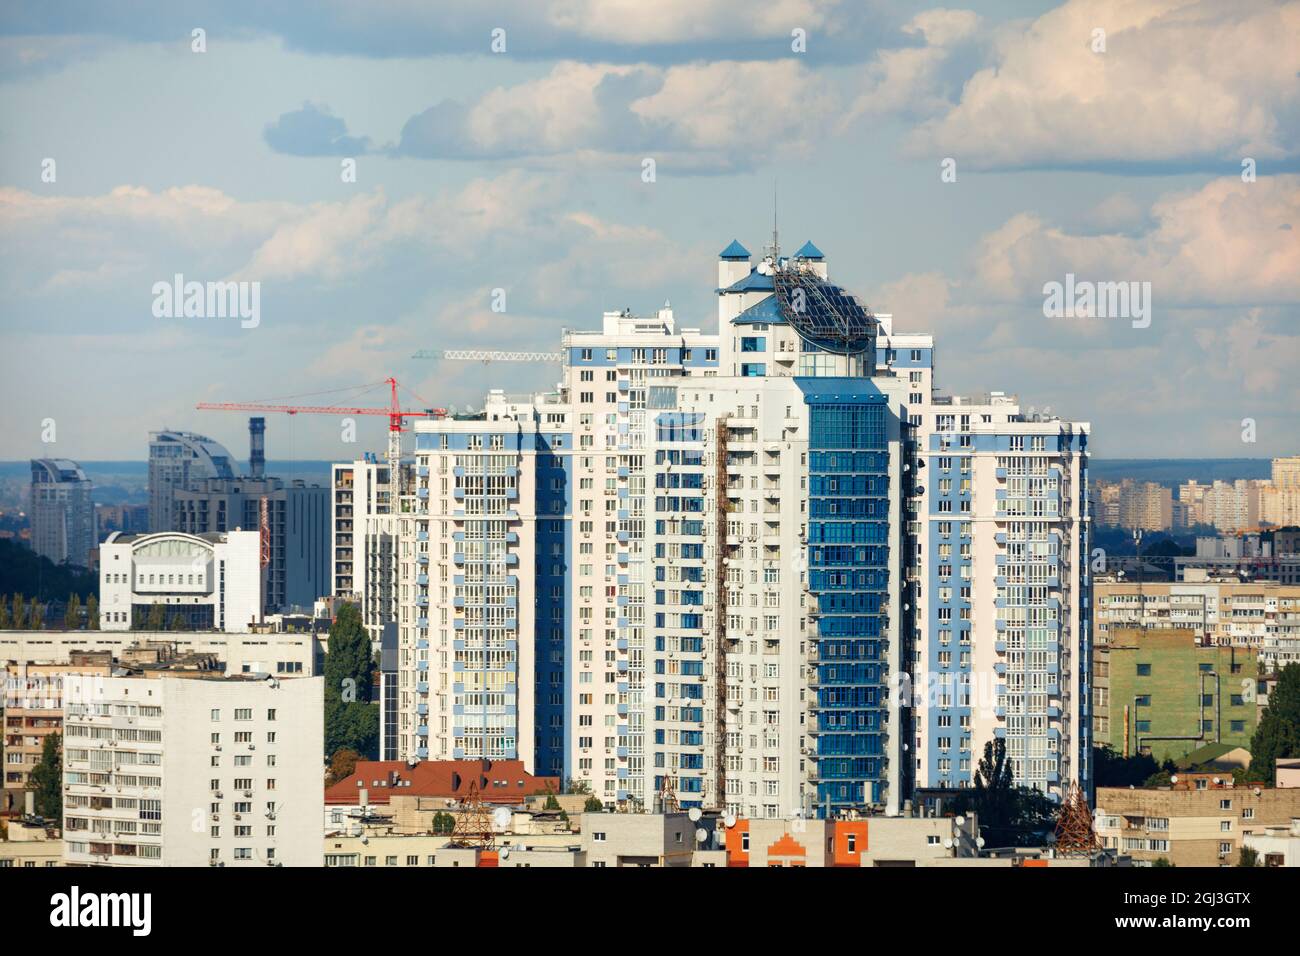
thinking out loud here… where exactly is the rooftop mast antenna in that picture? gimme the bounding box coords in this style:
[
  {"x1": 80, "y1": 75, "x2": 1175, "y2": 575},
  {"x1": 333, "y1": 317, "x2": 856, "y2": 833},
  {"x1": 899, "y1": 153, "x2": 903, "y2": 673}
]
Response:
[{"x1": 769, "y1": 180, "x2": 780, "y2": 261}]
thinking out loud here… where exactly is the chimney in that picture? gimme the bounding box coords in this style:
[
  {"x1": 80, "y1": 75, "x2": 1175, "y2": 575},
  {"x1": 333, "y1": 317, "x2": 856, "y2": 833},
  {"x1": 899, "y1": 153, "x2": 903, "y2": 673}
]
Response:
[
  {"x1": 248, "y1": 417, "x2": 265, "y2": 479},
  {"x1": 25, "y1": 790, "x2": 35, "y2": 817}
]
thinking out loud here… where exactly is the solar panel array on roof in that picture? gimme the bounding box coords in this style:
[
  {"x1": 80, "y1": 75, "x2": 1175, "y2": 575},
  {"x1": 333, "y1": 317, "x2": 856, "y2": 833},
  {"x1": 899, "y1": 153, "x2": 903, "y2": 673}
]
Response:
[{"x1": 771, "y1": 266, "x2": 877, "y2": 355}]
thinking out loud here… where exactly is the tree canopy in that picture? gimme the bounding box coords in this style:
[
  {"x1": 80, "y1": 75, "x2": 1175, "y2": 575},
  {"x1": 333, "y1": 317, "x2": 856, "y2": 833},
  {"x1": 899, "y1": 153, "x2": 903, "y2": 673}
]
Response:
[
  {"x1": 1249, "y1": 663, "x2": 1300, "y2": 785},
  {"x1": 323, "y1": 603, "x2": 379, "y2": 759},
  {"x1": 27, "y1": 732, "x2": 63, "y2": 821}
]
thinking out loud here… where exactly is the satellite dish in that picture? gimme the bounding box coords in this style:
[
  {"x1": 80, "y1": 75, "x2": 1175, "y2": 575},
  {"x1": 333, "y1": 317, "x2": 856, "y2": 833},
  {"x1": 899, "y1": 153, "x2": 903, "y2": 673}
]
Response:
[
  {"x1": 499, "y1": 846, "x2": 511, "y2": 859},
  {"x1": 492, "y1": 807, "x2": 511, "y2": 829},
  {"x1": 943, "y1": 839, "x2": 953, "y2": 849},
  {"x1": 688, "y1": 807, "x2": 702, "y2": 822},
  {"x1": 695, "y1": 828, "x2": 708, "y2": 843},
  {"x1": 955, "y1": 815, "x2": 965, "y2": 827},
  {"x1": 723, "y1": 813, "x2": 737, "y2": 828},
  {"x1": 976, "y1": 837, "x2": 985, "y2": 848},
  {"x1": 1169, "y1": 775, "x2": 1178, "y2": 785}
]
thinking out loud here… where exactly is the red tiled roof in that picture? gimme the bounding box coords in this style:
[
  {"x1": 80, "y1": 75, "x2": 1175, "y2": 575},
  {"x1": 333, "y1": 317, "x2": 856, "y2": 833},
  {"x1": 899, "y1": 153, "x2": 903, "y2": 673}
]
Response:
[{"x1": 325, "y1": 759, "x2": 559, "y2": 806}]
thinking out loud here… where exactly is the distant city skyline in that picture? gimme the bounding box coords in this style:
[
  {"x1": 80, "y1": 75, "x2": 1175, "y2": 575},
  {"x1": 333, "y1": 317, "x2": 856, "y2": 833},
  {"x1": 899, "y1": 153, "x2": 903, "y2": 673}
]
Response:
[{"x1": 3, "y1": 0, "x2": 1298, "y2": 459}]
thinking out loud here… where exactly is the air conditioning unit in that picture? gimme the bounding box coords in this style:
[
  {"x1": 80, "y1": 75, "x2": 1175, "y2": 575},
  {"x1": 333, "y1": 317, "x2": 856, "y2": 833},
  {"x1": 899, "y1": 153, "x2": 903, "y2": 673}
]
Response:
[
  {"x1": 243, "y1": 790, "x2": 253, "y2": 798},
  {"x1": 214, "y1": 744, "x2": 222, "y2": 751}
]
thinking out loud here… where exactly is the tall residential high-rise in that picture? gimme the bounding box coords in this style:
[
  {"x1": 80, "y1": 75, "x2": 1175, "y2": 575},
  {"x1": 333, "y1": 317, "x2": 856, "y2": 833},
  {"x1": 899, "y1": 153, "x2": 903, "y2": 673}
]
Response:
[
  {"x1": 330, "y1": 454, "x2": 405, "y2": 642},
  {"x1": 387, "y1": 236, "x2": 1091, "y2": 817},
  {"x1": 28, "y1": 458, "x2": 97, "y2": 568},
  {"x1": 399, "y1": 398, "x2": 570, "y2": 773},
  {"x1": 556, "y1": 307, "x2": 717, "y2": 803},
  {"x1": 332, "y1": 453, "x2": 407, "y2": 761},
  {"x1": 147, "y1": 430, "x2": 237, "y2": 532}
]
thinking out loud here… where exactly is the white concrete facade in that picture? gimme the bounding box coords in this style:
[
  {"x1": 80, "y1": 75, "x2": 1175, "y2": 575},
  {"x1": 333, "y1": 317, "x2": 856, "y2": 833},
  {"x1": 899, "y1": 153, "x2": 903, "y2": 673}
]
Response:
[
  {"x1": 61, "y1": 673, "x2": 323, "y2": 866},
  {"x1": 99, "y1": 530, "x2": 263, "y2": 632}
]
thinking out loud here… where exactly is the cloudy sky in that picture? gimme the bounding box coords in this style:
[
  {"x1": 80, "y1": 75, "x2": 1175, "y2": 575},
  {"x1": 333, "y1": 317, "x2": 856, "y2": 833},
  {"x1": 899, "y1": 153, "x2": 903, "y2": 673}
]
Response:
[{"x1": 1, "y1": 0, "x2": 1297, "y2": 463}]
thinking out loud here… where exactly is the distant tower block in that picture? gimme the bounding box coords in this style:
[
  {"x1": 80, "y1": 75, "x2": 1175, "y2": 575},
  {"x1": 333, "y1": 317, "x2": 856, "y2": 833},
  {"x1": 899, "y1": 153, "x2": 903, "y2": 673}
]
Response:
[{"x1": 248, "y1": 417, "x2": 266, "y2": 479}]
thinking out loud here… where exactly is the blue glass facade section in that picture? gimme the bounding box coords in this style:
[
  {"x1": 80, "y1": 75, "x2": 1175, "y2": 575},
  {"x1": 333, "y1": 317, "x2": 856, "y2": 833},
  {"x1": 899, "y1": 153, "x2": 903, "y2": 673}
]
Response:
[
  {"x1": 806, "y1": 396, "x2": 890, "y2": 815},
  {"x1": 535, "y1": 435, "x2": 570, "y2": 778}
]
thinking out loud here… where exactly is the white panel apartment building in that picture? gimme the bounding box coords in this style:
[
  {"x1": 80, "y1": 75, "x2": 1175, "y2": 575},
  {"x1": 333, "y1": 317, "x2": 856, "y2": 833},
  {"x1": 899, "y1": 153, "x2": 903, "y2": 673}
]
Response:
[
  {"x1": 558, "y1": 307, "x2": 717, "y2": 806},
  {"x1": 331, "y1": 455, "x2": 403, "y2": 643},
  {"x1": 62, "y1": 673, "x2": 323, "y2": 866},
  {"x1": 907, "y1": 376, "x2": 1092, "y2": 803},
  {"x1": 396, "y1": 399, "x2": 565, "y2": 773},
  {"x1": 99, "y1": 531, "x2": 263, "y2": 632}
]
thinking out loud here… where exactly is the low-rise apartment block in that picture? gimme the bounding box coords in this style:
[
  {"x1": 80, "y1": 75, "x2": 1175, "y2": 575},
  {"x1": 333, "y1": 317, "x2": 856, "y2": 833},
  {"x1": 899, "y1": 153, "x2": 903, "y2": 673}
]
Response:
[
  {"x1": 1094, "y1": 577, "x2": 1300, "y2": 668},
  {"x1": 1096, "y1": 773, "x2": 1300, "y2": 866},
  {"x1": 3, "y1": 654, "x2": 114, "y2": 812},
  {"x1": 62, "y1": 671, "x2": 323, "y2": 866}
]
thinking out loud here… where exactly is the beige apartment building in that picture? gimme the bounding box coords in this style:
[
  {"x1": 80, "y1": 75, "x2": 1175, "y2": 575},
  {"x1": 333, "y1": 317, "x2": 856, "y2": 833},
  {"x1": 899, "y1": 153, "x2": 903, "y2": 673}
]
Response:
[
  {"x1": 1097, "y1": 773, "x2": 1300, "y2": 867},
  {"x1": 0, "y1": 814, "x2": 63, "y2": 868},
  {"x1": 3, "y1": 653, "x2": 115, "y2": 813},
  {"x1": 1094, "y1": 578, "x2": 1300, "y2": 668}
]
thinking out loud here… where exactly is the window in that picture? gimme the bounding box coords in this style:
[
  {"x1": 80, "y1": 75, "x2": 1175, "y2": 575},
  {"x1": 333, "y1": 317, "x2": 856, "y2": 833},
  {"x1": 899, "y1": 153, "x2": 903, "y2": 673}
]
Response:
[
  {"x1": 1136, "y1": 664, "x2": 1151, "y2": 676},
  {"x1": 593, "y1": 832, "x2": 606, "y2": 842}
]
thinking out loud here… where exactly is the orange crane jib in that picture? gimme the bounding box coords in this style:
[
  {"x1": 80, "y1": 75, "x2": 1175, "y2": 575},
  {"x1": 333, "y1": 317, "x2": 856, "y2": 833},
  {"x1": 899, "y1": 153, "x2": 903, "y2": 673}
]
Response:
[{"x1": 196, "y1": 378, "x2": 447, "y2": 430}]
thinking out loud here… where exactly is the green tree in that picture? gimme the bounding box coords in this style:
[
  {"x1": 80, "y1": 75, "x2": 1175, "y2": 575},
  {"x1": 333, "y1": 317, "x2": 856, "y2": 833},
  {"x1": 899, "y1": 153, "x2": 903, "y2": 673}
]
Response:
[
  {"x1": 1238, "y1": 846, "x2": 1259, "y2": 867},
  {"x1": 145, "y1": 602, "x2": 165, "y2": 631},
  {"x1": 1093, "y1": 745, "x2": 1158, "y2": 788},
  {"x1": 1249, "y1": 663, "x2": 1300, "y2": 785},
  {"x1": 544, "y1": 794, "x2": 562, "y2": 811},
  {"x1": 0, "y1": 540, "x2": 96, "y2": 602},
  {"x1": 27, "y1": 732, "x2": 62, "y2": 821},
  {"x1": 63, "y1": 593, "x2": 81, "y2": 630},
  {"x1": 972, "y1": 738, "x2": 1015, "y2": 830},
  {"x1": 10, "y1": 593, "x2": 25, "y2": 630},
  {"x1": 86, "y1": 594, "x2": 99, "y2": 630},
  {"x1": 324, "y1": 603, "x2": 374, "y2": 704},
  {"x1": 951, "y1": 738, "x2": 1057, "y2": 847},
  {"x1": 1152, "y1": 857, "x2": 1174, "y2": 867},
  {"x1": 564, "y1": 777, "x2": 591, "y2": 795},
  {"x1": 584, "y1": 796, "x2": 604, "y2": 812},
  {"x1": 27, "y1": 596, "x2": 44, "y2": 630},
  {"x1": 324, "y1": 699, "x2": 379, "y2": 759},
  {"x1": 0, "y1": 597, "x2": 9, "y2": 629},
  {"x1": 322, "y1": 603, "x2": 379, "y2": 758}
]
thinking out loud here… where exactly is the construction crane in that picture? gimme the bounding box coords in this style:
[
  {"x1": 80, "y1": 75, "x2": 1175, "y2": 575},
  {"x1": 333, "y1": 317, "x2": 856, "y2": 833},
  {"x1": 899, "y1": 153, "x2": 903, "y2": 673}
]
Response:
[
  {"x1": 197, "y1": 377, "x2": 445, "y2": 493},
  {"x1": 412, "y1": 349, "x2": 561, "y2": 363}
]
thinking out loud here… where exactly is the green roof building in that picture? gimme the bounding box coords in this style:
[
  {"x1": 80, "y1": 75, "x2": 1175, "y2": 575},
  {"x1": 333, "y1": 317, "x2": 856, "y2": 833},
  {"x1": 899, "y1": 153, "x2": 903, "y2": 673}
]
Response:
[{"x1": 1094, "y1": 628, "x2": 1258, "y2": 764}]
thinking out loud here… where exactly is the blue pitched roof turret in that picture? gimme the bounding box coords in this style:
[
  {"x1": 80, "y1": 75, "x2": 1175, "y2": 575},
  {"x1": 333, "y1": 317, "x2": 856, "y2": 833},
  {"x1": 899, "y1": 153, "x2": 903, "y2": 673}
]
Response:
[
  {"x1": 719, "y1": 239, "x2": 751, "y2": 260},
  {"x1": 719, "y1": 270, "x2": 774, "y2": 293},
  {"x1": 794, "y1": 240, "x2": 824, "y2": 260}
]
